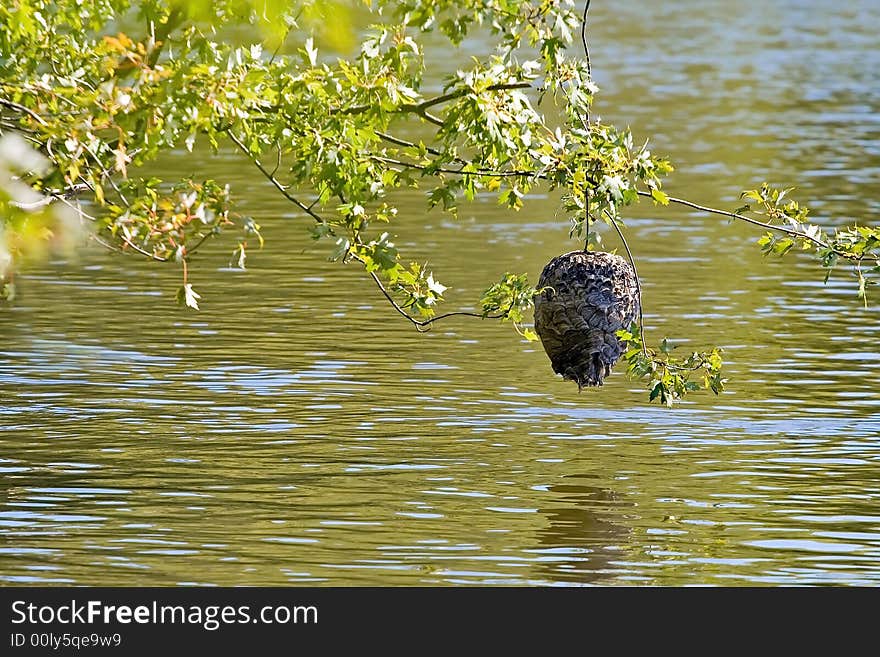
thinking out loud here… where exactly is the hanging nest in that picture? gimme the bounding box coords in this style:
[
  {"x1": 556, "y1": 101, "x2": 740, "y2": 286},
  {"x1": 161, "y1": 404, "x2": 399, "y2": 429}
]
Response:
[{"x1": 533, "y1": 250, "x2": 640, "y2": 390}]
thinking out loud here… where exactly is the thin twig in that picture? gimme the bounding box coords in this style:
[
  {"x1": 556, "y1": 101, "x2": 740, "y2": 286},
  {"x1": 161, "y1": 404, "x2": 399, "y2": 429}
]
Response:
[
  {"x1": 374, "y1": 132, "x2": 553, "y2": 181},
  {"x1": 90, "y1": 233, "x2": 128, "y2": 255},
  {"x1": 336, "y1": 82, "x2": 532, "y2": 118},
  {"x1": 639, "y1": 191, "x2": 850, "y2": 257},
  {"x1": 227, "y1": 129, "x2": 324, "y2": 223},
  {"x1": 375, "y1": 131, "x2": 474, "y2": 169},
  {"x1": 219, "y1": 140, "x2": 521, "y2": 331},
  {"x1": 6, "y1": 179, "x2": 89, "y2": 208},
  {"x1": 81, "y1": 142, "x2": 130, "y2": 206},
  {"x1": 8, "y1": 196, "x2": 54, "y2": 211},
  {"x1": 57, "y1": 196, "x2": 170, "y2": 262},
  {"x1": 0, "y1": 98, "x2": 48, "y2": 126},
  {"x1": 349, "y1": 254, "x2": 509, "y2": 331},
  {"x1": 418, "y1": 110, "x2": 444, "y2": 127},
  {"x1": 269, "y1": 23, "x2": 295, "y2": 64},
  {"x1": 584, "y1": 189, "x2": 592, "y2": 252},
  {"x1": 0, "y1": 119, "x2": 38, "y2": 135},
  {"x1": 580, "y1": 0, "x2": 594, "y2": 249},
  {"x1": 184, "y1": 230, "x2": 217, "y2": 258},
  {"x1": 368, "y1": 154, "x2": 540, "y2": 180},
  {"x1": 417, "y1": 83, "x2": 531, "y2": 111},
  {"x1": 375, "y1": 131, "x2": 438, "y2": 152},
  {"x1": 375, "y1": 131, "x2": 564, "y2": 182},
  {"x1": 581, "y1": 0, "x2": 592, "y2": 82},
  {"x1": 604, "y1": 211, "x2": 647, "y2": 357},
  {"x1": 270, "y1": 142, "x2": 282, "y2": 177}
]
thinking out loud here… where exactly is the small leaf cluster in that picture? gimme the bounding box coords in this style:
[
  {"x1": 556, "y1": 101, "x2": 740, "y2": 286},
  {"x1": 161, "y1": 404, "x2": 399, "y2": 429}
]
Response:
[
  {"x1": 740, "y1": 183, "x2": 879, "y2": 305},
  {"x1": 101, "y1": 179, "x2": 234, "y2": 258},
  {"x1": 350, "y1": 232, "x2": 449, "y2": 318},
  {"x1": 559, "y1": 125, "x2": 675, "y2": 241},
  {"x1": 479, "y1": 273, "x2": 540, "y2": 340},
  {"x1": 617, "y1": 326, "x2": 726, "y2": 407}
]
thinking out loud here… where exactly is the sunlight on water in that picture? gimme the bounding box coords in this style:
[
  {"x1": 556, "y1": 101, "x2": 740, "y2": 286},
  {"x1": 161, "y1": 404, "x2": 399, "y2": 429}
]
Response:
[{"x1": 1, "y1": 0, "x2": 879, "y2": 586}]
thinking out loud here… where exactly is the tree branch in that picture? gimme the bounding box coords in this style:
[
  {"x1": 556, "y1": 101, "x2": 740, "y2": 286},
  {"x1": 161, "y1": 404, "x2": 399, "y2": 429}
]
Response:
[
  {"x1": 580, "y1": 0, "x2": 593, "y2": 239},
  {"x1": 227, "y1": 129, "x2": 519, "y2": 330},
  {"x1": 376, "y1": 128, "x2": 848, "y2": 262},
  {"x1": 207, "y1": 138, "x2": 523, "y2": 331},
  {"x1": 336, "y1": 82, "x2": 533, "y2": 118},
  {"x1": 581, "y1": 0, "x2": 592, "y2": 82},
  {"x1": 226, "y1": 130, "x2": 324, "y2": 224},
  {"x1": 641, "y1": 191, "x2": 851, "y2": 257},
  {"x1": 409, "y1": 82, "x2": 532, "y2": 111},
  {"x1": 349, "y1": 253, "x2": 510, "y2": 332},
  {"x1": 368, "y1": 154, "x2": 541, "y2": 180},
  {"x1": 0, "y1": 97, "x2": 48, "y2": 126},
  {"x1": 56, "y1": 196, "x2": 171, "y2": 262},
  {"x1": 603, "y1": 210, "x2": 647, "y2": 357}
]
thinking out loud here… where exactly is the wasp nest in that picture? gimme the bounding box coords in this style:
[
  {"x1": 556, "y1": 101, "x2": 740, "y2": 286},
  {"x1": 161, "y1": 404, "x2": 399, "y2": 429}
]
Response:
[{"x1": 533, "y1": 251, "x2": 640, "y2": 390}]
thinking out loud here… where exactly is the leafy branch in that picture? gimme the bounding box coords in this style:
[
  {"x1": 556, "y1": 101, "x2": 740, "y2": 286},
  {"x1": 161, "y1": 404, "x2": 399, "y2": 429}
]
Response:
[
  {"x1": 2, "y1": 0, "x2": 876, "y2": 406},
  {"x1": 617, "y1": 327, "x2": 726, "y2": 407}
]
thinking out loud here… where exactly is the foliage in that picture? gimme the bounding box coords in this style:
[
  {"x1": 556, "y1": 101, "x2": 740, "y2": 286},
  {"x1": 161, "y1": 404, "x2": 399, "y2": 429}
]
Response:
[
  {"x1": 0, "y1": 133, "x2": 80, "y2": 301},
  {"x1": 617, "y1": 326, "x2": 725, "y2": 408},
  {"x1": 480, "y1": 273, "x2": 540, "y2": 340},
  {"x1": 1, "y1": 0, "x2": 876, "y2": 404},
  {"x1": 739, "y1": 183, "x2": 879, "y2": 307}
]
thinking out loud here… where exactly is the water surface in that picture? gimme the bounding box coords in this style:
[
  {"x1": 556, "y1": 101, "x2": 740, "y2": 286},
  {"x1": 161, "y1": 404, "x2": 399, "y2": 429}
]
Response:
[{"x1": 1, "y1": 0, "x2": 879, "y2": 585}]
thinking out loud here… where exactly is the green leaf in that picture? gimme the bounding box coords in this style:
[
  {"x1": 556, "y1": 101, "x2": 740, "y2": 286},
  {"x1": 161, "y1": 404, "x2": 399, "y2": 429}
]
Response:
[
  {"x1": 649, "y1": 382, "x2": 664, "y2": 402},
  {"x1": 650, "y1": 188, "x2": 669, "y2": 206}
]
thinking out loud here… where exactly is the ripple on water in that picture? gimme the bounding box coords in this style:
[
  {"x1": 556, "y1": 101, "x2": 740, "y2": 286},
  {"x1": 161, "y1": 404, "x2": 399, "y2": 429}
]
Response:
[{"x1": 1, "y1": 0, "x2": 880, "y2": 587}]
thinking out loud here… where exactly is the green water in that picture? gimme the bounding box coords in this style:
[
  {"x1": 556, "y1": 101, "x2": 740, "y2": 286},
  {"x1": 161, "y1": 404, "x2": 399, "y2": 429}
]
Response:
[{"x1": 2, "y1": 0, "x2": 879, "y2": 585}]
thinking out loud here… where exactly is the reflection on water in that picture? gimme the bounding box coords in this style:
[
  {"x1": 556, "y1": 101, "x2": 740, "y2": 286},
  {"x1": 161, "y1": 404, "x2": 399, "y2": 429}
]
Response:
[
  {"x1": 534, "y1": 479, "x2": 633, "y2": 585},
  {"x1": 1, "y1": 0, "x2": 879, "y2": 585}
]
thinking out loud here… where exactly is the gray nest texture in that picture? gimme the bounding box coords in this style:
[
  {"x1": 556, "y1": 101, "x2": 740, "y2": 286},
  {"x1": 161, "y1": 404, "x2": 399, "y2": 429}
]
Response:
[{"x1": 533, "y1": 250, "x2": 640, "y2": 390}]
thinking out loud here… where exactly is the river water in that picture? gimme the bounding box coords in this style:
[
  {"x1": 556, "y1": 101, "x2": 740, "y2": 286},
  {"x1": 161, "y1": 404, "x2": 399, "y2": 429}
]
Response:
[{"x1": 2, "y1": 0, "x2": 879, "y2": 585}]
